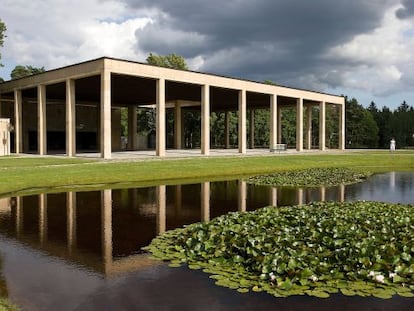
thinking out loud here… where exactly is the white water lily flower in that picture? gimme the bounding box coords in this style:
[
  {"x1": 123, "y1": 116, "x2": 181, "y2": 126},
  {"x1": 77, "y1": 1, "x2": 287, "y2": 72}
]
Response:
[
  {"x1": 374, "y1": 274, "x2": 385, "y2": 283},
  {"x1": 389, "y1": 272, "x2": 397, "y2": 278},
  {"x1": 310, "y1": 275, "x2": 318, "y2": 282},
  {"x1": 368, "y1": 271, "x2": 375, "y2": 277}
]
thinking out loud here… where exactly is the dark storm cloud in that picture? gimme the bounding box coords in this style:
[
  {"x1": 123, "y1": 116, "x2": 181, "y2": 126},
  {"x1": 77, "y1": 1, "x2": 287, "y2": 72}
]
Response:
[
  {"x1": 396, "y1": 0, "x2": 414, "y2": 19},
  {"x1": 126, "y1": 0, "x2": 395, "y2": 89}
]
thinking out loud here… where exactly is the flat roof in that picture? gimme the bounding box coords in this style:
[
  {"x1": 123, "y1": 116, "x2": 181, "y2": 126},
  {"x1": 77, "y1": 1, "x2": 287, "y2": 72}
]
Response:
[{"x1": 0, "y1": 57, "x2": 344, "y2": 107}]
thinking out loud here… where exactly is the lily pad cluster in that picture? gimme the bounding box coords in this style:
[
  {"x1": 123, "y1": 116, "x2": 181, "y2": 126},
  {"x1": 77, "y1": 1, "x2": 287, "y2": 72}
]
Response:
[
  {"x1": 0, "y1": 298, "x2": 19, "y2": 311},
  {"x1": 246, "y1": 167, "x2": 370, "y2": 187},
  {"x1": 144, "y1": 201, "x2": 414, "y2": 298}
]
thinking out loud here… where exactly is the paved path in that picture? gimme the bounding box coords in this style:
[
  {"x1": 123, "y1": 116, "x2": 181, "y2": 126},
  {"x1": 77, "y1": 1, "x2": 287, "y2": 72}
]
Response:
[{"x1": 76, "y1": 148, "x2": 349, "y2": 161}]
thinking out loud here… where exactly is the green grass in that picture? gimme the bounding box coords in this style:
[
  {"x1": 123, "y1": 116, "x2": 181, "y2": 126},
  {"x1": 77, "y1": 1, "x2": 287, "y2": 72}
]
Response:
[{"x1": 0, "y1": 150, "x2": 413, "y2": 197}]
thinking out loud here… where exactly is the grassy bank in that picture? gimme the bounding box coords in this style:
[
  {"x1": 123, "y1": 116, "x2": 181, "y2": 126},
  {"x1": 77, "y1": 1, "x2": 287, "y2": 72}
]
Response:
[{"x1": 0, "y1": 150, "x2": 413, "y2": 197}]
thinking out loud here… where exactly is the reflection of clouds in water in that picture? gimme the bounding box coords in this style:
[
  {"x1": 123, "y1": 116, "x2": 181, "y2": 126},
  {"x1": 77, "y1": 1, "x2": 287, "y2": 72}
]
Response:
[{"x1": 345, "y1": 172, "x2": 414, "y2": 204}]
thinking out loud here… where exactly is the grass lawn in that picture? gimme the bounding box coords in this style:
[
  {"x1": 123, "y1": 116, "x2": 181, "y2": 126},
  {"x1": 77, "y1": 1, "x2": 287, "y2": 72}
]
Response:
[{"x1": 0, "y1": 150, "x2": 413, "y2": 197}]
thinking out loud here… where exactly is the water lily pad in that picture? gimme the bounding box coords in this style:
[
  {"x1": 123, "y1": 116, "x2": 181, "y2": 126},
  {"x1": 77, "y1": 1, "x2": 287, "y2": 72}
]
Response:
[
  {"x1": 307, "y1": 290, "x2": 330, "y2": 298},
  {"x1": 397, "y1": 291, "x2": 414, "y2": 298},
  {"x1": 372, "y1": 289, "x2": 394, "y2": 299},
  {"x1": 237, "y1": 288, "x2": 249, "y2": 293},
  {"x1": 144, "y1": 201, "x2": 414, "y2": 299},
  {"x1": 341, "y1": 288, "x2": 356, "y2": 296},
  {"x1": 246, "y1": 168, "x2": 370, "y2": 187},
  {"x1": 252, "y1": 285, "x2": 263, "y2": 292}
]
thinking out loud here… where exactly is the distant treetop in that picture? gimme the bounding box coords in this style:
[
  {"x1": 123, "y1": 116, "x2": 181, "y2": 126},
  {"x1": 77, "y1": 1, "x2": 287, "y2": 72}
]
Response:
[
  {"x1": 146, "y1": 53, "x2": 188, "y2": 70},
  {"x1": 11, "y1": 65, "x2": 45, "y2": 80}
]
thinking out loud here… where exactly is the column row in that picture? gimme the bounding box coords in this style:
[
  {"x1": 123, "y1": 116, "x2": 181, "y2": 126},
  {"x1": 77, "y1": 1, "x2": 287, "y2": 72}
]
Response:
[{"x1": 8, "y1": 74, "x2": 344, "y2": 158}]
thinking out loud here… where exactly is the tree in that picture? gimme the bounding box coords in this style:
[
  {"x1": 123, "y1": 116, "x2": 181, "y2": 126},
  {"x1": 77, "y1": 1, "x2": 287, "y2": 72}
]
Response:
[
  {"x1": 146, "y1": 53, "x2": 188, "y2": 70},
  {"x1": 390, "y1": 101, "x2": 414, "y2": 148},
  {"x1": 345, "y1": 97, "x2": 378, "y2": 148},
  {"x1": 0, "y1": 18, "x2": 6, "y2": 67},
  {"x1": 370, "y1": 104, "x2": 391, "y2": 148},
  {"x1": 11, "y1": 65, "x2": 45, "y2": 79}
]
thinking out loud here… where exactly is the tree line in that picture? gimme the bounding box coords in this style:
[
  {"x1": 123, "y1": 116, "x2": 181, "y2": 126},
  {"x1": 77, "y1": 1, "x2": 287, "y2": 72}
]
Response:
[{"x1": 346, "y1": 97, "x2": 414, "y2": 149}]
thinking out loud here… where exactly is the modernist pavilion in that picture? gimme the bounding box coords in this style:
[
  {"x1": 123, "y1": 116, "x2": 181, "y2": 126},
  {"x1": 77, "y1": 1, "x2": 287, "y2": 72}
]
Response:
[{"x1": 0, "y1": 57, "x2": 345, "y2": 159}]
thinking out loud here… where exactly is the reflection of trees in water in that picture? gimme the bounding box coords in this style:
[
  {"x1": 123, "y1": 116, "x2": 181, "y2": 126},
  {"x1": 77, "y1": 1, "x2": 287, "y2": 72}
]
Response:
[{"x1": 0, "y1": 255, "x2": 8, "y2": 298}]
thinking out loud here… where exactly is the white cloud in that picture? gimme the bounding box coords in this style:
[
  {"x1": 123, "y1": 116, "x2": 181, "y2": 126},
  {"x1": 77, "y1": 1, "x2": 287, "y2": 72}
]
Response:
[
  {"x1": 0, "y1": 0, "x2": 151, "y2": 72},
  {"x1": 325, "y1": 4, "x2": 414, "y2": 96},
  {"x1": 1, "y1": 0, "x2": 413, "y2": 109},
  {"x1": 77, "y1": 18, "x2": 151, "y2": 63}
]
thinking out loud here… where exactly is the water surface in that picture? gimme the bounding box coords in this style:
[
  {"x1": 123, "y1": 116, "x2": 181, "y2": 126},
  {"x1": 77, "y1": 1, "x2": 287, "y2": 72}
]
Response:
[{"x1": 0, "y1": 172, "x2": 413, "y2": 310}]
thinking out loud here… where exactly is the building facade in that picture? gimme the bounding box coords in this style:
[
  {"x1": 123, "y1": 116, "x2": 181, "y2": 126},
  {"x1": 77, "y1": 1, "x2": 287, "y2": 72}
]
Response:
[{"x1": 0, "y1": 57, "x2": 345, "y2": 159}]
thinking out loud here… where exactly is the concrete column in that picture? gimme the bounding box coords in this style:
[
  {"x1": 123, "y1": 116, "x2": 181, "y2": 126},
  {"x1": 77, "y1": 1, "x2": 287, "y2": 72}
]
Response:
[
  {"x1": 38, "y1": 85, "x2": 47, "y2": 155},
  {"x1": 249, "y1": 109, "x2": 255, "y2": 149},
  {"x1": 66, "y1": 79, "x2": 76, "y2": 157},
  {"x1": 101, "y1": 189, "x2": 113, "y2": 272},
  {"x1": 319, "y1": 101, "x2": 326, "y2": 151},
  {"x1": 156, "y1": 185, "x2": 166, "y2": 234},
  {"x1": 306, "y1": 105, "x2": 313, "y2": 150},
  {"x1": 128, "y1": 106, "x2": 138, "y2": 150},
  {"x1": 100, "y1": 70, "x2": 112, "y2": 159},
  {"x1": 338, "y1": 184, "x2": 345, "y2": 202},
  {"x1": 277, "y1": 106, "x2": 282, "y2": 144},
  {"x1": 339, "y1": 101, "x2": 346, "y2": 150},
  {"x1": 174, "y1": 103, "x2": 182, "y2": 149},
  {"x1": 39, "y1": 194, "x2": 47, "y2": 246},
  {"x1": 225, "y1": 111, "x2": 230, "y2": 148},
  {"x1": 270, "y1": 94, "x2": 277, "y2": 149},
  {"x1": 156, "y1": 78, "x2": 166, "y2": 157},
  {"x1": 296, "y1": 98, "x2": 303, "y2": 151},
  {"x1": 15, "y1": 196, "x2": 23, "y2": 238},
  {"x1": 269, "y1": 187, "x2": 277, "y2": 206},
  {"x1": 238, "y1": 90, "x2": 247, "y2": 154},
  {"x1": 297, "y1": 188, "x2": 304, "y2": 205},
  {"x1": 238, "y1": 180, "x2": 247, "y2": 212},
  {"x1": 320, "y1": 187, "x2": 326, "y2": 201},
  {"x1": 66, "y1": 192, "x2": 77, "y2": 254},
  {"x1": 201, "y1": 182, "x2": 210, "y2": 222},
  {"x1": 14, "y1": 90, "x2": 22, "y2": 154},
  {"x1": 201, "y1": 85, "x2": 210, "y2": 155}
]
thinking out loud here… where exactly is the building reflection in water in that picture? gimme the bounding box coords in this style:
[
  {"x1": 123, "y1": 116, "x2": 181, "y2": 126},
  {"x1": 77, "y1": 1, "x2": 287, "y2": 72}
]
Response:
[{"x1": 0, "y1": 181, "x2": 346, "y2": 277}]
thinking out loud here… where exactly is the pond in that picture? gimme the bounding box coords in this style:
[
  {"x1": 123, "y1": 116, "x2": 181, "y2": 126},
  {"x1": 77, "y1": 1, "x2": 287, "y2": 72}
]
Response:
[{"x1": 0, "y1": 172, "x2": 413, "y2": 311}]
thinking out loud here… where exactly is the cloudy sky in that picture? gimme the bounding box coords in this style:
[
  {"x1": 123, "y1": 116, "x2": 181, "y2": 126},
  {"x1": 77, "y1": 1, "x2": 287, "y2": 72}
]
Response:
[{"x1": 1, "y1": 0, "x2": 414, "y2": 109}]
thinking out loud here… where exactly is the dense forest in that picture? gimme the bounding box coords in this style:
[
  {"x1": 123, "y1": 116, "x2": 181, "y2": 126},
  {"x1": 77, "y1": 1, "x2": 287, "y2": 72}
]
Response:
[{"x1": 347, "y1": 98, "x2": 414, "y2": 149}]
